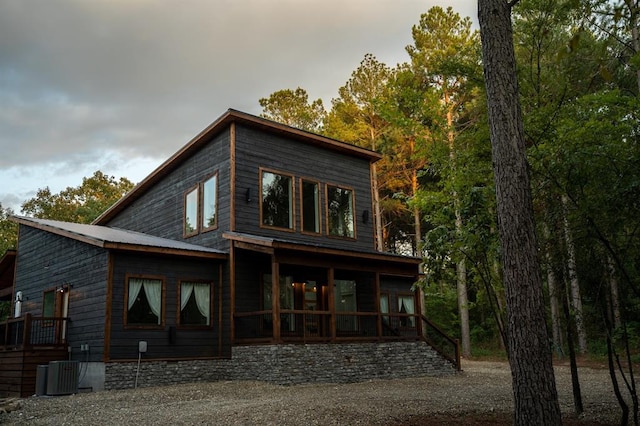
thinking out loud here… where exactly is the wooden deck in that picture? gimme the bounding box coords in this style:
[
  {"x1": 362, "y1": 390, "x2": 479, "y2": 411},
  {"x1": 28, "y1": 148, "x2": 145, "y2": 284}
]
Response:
[{"x1": 0, "y1": 314, "x2": 69, "y2": 398}]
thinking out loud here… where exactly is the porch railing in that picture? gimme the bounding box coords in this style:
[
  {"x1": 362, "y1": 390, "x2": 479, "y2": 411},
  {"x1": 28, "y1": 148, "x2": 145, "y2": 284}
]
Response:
[
  {"x1": 421, "y1": 315, "x2": 461, "y2": 370},
  {"x1": 0, "y1": 313, "x2": 69, "y2": 350},
  {"x1": 234, "y1": 310, "x2": 422, "y2": 342}
]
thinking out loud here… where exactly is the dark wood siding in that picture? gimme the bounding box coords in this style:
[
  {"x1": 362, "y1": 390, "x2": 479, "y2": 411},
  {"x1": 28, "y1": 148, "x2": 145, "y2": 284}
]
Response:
[
  {"x1": 14, "y1": 226, "x2": 109, "y2": 362},
  {"x1": 106, "y1": 131, "x2": 231, "y2": 251},
  {"x1": 234, "y1": 125, "x2": 376, "y2": 252},
  {"x1": 109, "y1": 252, "x2": 229, "y2": 360}
]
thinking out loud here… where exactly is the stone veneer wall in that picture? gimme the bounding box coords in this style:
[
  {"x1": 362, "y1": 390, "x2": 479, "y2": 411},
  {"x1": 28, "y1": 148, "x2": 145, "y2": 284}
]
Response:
[{"x1": 104, "y1": 341, "x2": 455, "y2": 391}]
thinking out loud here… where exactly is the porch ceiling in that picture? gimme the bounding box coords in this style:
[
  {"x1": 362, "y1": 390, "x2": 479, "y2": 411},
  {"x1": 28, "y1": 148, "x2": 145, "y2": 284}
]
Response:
[{"x1": 223, "y1": 232, "x2": 421, "y2": 274}]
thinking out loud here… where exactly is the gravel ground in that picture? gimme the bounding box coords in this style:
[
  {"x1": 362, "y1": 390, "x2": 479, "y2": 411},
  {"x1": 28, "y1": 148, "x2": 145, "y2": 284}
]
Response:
[{"x1": 0, "y1": 360, "x2": 625, "y2": 425}]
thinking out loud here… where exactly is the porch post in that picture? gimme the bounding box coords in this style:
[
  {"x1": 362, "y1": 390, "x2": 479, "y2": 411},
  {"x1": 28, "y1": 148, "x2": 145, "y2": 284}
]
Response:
[
  {"x1": 271, "y1": 256, "x2": 281, "y2": 342},
  {"x1": 327, "y1": 267, "x2": 336, "y2": 340},
  {"x1": 417, "y1": 275, "x2": 425, "y2": 339},
  {"x1": 375, "y1": 272, "x2": 382, "y2": 340},
  {"x1": 23, "y1": 313, "x2": 32, "y2": 348}
]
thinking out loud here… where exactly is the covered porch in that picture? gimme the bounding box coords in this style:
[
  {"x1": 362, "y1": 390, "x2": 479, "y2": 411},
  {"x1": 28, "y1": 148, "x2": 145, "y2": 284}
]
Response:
[{"x1": 227, "y1": 233, "x2": 459, "y2": 368}]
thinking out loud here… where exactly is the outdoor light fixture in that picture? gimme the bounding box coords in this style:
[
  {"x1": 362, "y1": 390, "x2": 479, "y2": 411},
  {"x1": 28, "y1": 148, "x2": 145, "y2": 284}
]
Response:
[
  {"x1": 245, "y1": 188, "x2": 252, "y2": 203},
  {"x1": 362, "y1": 209, "x2": 369, "y2": 224}
]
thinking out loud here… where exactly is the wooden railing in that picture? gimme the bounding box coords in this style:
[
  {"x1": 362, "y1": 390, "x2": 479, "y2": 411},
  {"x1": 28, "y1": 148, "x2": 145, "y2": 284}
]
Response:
[
  {"x1": 0, "y1": 313, "x2": 69, "y2": 350},
  {"x1": 420, "y1": 315, "x2": 461, "y2": 370},
  {"x1": 234, "y1": 310, "x2": 422, "y2": 342}
]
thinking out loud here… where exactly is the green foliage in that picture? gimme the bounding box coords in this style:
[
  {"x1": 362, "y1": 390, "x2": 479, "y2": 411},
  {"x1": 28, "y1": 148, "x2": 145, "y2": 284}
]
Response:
[
  {"x1": 21, "y1": 170, "x2": 135, "y2": 224},
  {"x1": 0, "y1": 203, "x2": 18, "y2": 256},
  {"x1": 259, "y1": 87, "x2": 326, "y2": 133}
]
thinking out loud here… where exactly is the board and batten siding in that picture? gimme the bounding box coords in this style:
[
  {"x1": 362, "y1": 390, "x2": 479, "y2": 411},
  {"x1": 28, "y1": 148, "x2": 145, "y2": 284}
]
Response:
[
  {"x1": 106, "y1": 131, "x2": 231, "y2": 252},
  {"x1": 108, "y1": 252, "x2": 228, "y2": 360},
  {"x1": 233, "y1": 124, "x2": 377, "y2": 252},
  {"x1": 14, "y1": 225, "x2": 109, "y2": 362}
]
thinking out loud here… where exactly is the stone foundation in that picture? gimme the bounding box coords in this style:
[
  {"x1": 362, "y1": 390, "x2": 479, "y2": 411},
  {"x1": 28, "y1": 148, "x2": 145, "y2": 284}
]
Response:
[{"x1": 105, "y1": 341, "x2": 455, "y2": 391}]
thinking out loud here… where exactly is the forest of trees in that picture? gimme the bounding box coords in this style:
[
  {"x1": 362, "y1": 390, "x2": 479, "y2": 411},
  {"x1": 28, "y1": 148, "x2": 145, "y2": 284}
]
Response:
[
  {"x1": 1, "y1": 1, "x2": 638, "y2": 422},
  {"x1": 259, "y1": 1, "x2": 639, "y2": 422}
]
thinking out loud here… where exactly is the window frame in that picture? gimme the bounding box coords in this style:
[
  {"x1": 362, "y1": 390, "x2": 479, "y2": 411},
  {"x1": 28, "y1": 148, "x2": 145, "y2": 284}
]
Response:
[
  {"x1": 201, "y1": 172, "x2": 219, "y2": 233},
  {"x1": 325, "y1": 183, "x2": 356, "y2": 239},
  {"x1": 397, "y1": 292, "x2": 416, "y2": 328},
  {"x1": 183, "y1": 185, "x2": 199, "y2": 238},
  {"x1": 300, "y1": 178, "x2": 321, "y2": 235},
  {"x1": 259, "y1": 168, "x2": 295, "y2": 232},
  {"x1": 177, "y1": 280, "x2": 214, "y2": 328},
  {"x1": 124, "y1": 275, "x2": 166, "y2": 329}
]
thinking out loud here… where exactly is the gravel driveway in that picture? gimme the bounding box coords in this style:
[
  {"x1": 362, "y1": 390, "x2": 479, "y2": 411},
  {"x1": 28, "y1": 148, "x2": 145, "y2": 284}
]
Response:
[{"x1": 0, "y1": 360, "x2": 624, "y2": 425}]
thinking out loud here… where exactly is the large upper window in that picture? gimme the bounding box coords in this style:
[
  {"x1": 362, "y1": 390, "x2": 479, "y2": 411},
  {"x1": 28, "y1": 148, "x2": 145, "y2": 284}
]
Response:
[
  {"x1": 183, "y1": 173, "x2": 218, "y2": 237},
  {"x1": 326, "y1": 185, "x2": 355, "y2": 238},
  {"x1": 180, "y1": 282, "x2": 211, "y2": 326},
  {"x1": 126, "y1": 277, "x2": 163, "y2": 326},
  {"x1": 261, "y1": 170, "x2": 293, "y2": 230},
  {"x1": 301, "y1": 179, "x2": 320, "y2": 234},
  {"x1": 184, "y1": 187, "x2": 198, "y2": 236},
  {"x1": 202, "y1": 174, "x2": 218, "y2": 231}
]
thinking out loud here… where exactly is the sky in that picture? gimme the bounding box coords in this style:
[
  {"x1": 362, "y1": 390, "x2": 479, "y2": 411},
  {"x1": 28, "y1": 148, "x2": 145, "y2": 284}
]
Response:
[{"x1": 0, "y1": 0, "x2": 478, "y2": 213}]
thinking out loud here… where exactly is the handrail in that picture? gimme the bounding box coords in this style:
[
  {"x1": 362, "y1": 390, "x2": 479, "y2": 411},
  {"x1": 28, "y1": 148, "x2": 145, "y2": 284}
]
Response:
[
  {"x1": 0, "y1": 313, "x2": 69, "y2": 350},
  {"x1": 420, "y1": 315, "x2": 461, "y2": 371}
]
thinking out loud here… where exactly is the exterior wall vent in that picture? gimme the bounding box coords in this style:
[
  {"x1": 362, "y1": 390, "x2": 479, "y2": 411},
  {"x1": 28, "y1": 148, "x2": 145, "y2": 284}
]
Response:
[{"x1": 47, "y1": 360, "x2": 79, "y2": 395}]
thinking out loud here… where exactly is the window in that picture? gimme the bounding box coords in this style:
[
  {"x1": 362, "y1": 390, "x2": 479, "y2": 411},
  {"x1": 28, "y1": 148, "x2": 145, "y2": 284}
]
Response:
[
  {"x1": 301, "y1": 179, "x2": 320, "y2": 234},
  {"x1": 202, "y1": 174, "x2": 218, "y2": 231},
  {"x1": 184, "y1": 187, "x2": 198, "y2": 236},
  {"x1": 43, "y1": 290, "x2": 55, "y2": 318},
  {"x1": 127, "y1": 278, "x2": 163, "y2": 326},
  {"x1": 380, "y1": 293, "x2": 390, "y2": 324},
  {"x1": 398, "y1": 294, "x2": 416, "y2": 327},
  {"x1": 327, "y1": 185, "x2": 355, "y2": 238},
  {"x1": 180, "y1": 282, "x2": 211, "y2": 326},
  {"x1": 261, "y1": 170, "x2": 293, "y2": 230},
  {"x1": 335, "y1": 279, "x2": 358, "y2": 332}
]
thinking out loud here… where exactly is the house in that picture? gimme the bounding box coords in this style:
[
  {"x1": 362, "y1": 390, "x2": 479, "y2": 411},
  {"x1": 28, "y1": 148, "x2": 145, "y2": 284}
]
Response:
[{"x1": 0, "y1": 109, "x2": 459, "y2": 397}]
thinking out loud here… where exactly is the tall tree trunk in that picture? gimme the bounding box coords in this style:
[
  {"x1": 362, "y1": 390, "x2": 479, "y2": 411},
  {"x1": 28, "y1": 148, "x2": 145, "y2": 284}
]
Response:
[
  {"x1": 624, "y1": 0, "x2": 640, "y2": 93},
  {"x1": 457, "y1": 257, "x2": 471, "y2": 357},
  {"x1": 606, "y1": 255, "x2": 622, "y2": 329},
  {"x1": 478, "y1": 1, "x2": 562, "y2": 424},
  {"x1": 543, "y1": 222, "x2": 563, "y2": 356},
  {"x1": 562, "y1": 195, "x2": 588, "y2": 354},
  {"x1": 412, "y1": 169, "x2": 421, "y2": 255},
  {"x1": 446, "y1": 91, "x2": 471, "y2": 358},
  {"x1": 371, "y1": 163, "x2": 384, "y2": 252}
]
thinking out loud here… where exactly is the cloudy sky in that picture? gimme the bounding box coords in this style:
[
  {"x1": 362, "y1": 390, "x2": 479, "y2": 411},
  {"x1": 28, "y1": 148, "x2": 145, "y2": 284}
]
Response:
[{"x1": 0, "y1": 0, "x2": 478, "y2": 213}]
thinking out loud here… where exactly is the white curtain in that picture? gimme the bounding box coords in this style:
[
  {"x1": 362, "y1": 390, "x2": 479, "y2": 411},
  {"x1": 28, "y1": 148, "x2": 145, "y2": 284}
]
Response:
[
  {"x1": 181, "y1": 283, "x2": 194, "y2": 311},
  {"x1": 128, "y1": 279, "x2": 144, "y2": 310},
  {"x1": 143, "y1": 279, "x2": 162, "y2": 324},
  {"x1": 181, "y1": 282, "x2": 210, "y2": 325},
  {"x1": 193, "y1": 284, "x2": 210, "y2": 325},
  {"x1": 380, "y1": 295, "x2": 389, "y2": 314},
  {"x1": 399, "y1": 295, "x2": 415, "y2": 327}
]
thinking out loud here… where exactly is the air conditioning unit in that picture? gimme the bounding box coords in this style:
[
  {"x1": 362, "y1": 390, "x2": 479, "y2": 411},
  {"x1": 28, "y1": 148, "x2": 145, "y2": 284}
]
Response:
[{"x1": 47, "y1": 361, "x2": 79, "y2": 395}]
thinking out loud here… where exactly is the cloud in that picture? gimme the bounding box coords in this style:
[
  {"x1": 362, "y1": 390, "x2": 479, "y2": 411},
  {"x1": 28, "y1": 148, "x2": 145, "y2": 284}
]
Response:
[{"x1": 0, "y1": 0, "x2": 478, "y2": 211}]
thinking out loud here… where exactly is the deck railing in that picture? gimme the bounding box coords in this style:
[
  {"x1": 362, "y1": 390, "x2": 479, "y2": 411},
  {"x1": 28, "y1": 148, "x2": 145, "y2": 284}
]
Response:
[
  {"x1": 421, "y1": 315, "x2": 461, "y2": 370},
  {"x1": 234, "y1": 310, "x2": 422, "y2": 342},
  {"x1": 0, "y1": 313, "x2": 69, "y2": 350}
]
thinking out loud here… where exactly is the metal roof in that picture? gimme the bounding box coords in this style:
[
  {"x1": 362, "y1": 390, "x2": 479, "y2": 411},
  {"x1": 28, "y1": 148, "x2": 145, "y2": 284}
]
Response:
[{"x1": 13, "y1": 217, "x2": 227, "y2": 259}]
